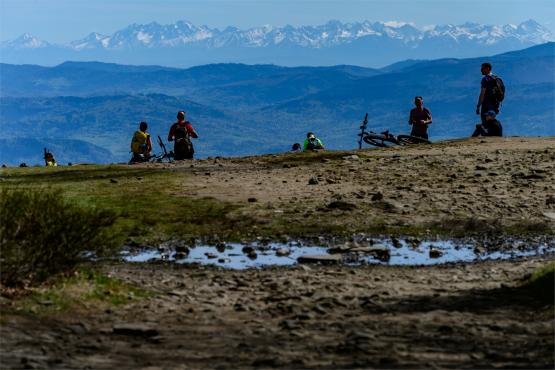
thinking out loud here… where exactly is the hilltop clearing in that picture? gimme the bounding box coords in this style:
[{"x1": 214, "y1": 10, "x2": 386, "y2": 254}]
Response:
[
  {"x1": 1, "y1": 137, "x2": 554, "y2": 369},
  {"x1": 2, "y1": 136, "x2": 554, "y2": 240}
]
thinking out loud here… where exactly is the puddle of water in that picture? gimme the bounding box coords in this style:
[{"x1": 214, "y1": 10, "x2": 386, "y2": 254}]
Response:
[{"x1": 122, "y1": 239, "x2": 555, "y2": 269}]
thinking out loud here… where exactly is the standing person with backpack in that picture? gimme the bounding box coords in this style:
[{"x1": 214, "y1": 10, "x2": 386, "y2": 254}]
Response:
[
  {"x1": 476, "y1": 62, "x2": 505, "y2": 127},
  {"x1": 168, "y1": 111, "x2": 198, "y2": 160}
]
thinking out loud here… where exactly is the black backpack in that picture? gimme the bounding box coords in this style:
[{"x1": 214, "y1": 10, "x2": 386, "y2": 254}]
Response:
[
  {"x1": 173, "y1": 126, "x2": 194, "y2": 160},
  {"x1": 491, "y1": 75, "x2": 505, "y2": 104}
]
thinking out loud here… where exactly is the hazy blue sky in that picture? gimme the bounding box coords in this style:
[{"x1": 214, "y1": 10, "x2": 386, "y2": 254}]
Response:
[{"x1": 1, "y1": 0, "x2": 554, "y2": 42}]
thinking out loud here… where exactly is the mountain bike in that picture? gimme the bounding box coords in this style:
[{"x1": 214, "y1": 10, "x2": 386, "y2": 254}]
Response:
[{"x1": 357, "y1": 113, "x2": 431, "y2": 148}]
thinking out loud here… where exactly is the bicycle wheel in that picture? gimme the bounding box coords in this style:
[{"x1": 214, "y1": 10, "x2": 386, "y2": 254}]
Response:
[
  {"x1": 363, "y1": 133, "x2": 398, "y2": 147},
  {"x1": 397, "y1": 135, "x2": 431, "y2": 145}
]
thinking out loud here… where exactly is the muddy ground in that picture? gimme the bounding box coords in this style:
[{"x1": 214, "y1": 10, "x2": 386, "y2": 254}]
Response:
[
  {"x1": 1, "y1": 137, "x2": 555, "y2": 369},
  {"x1": 1, "y1": 257, "x2": 553, "y2": 369}
]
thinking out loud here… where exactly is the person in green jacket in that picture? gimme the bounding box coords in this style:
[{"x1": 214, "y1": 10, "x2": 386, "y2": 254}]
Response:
[{"x1": 303, "y1": 132, "x2": 325, "y2": 151}]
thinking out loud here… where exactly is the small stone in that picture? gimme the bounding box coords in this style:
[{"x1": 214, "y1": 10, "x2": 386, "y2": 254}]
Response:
[
  {"x1": 175, "y1": 245, "x2": 189, "y2": 254},
  {"x1": 110, "y1": 179, "x2": 118, "y2": 184},
  {"x1": 297, "y1": 254, "x2": 342, "y2": 265},
  {"x1": 205, "y1": 252, "x2": 218, "y2": 259},
  {"x1": 242, "y1": 246, "x2": 255, "y2": 254},
  {"x1": 174, "y1": 252, "x2": 188, "y2": 260},
  {"x1": 391, "y1": 237, "x2": 401, "y2": 248},
  {"x1": 276, "y1": 248, "x2": 291, "y2": 257},
  {"x1": 429, "y1": 247, "x2": 443, "y2": 258},
  {"x1": 248, "y1": 197, "x2": 257, "y2": 203},
  {"x1": 371, "y1": 192, "x2": 383, "y2": 201},
  {"x1": 475, "y1": 165, "x2": 487, "y2": 170},
  {"x1": 216, "y1": 242, "x2": 227, "y2": 253},
  {"x1": 308, "y1": 177, "x2": 319, "y2": 185}
]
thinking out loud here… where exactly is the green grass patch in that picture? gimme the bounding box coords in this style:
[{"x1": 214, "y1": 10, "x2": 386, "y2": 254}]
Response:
[
  {"x1": 1, "y1": 165, "x2": 245, "y2": 243},
  {"x1": 11, "y1": 267, "x2": 152, "y2": 315},
  {"x1": 0, "y1": 187, "x2": 118, "y2": 286}
]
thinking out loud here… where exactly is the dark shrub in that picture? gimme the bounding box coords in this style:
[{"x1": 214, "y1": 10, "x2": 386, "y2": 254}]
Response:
[{"x1": 0, "y1": 188, "x2": 117, "y2": 286}]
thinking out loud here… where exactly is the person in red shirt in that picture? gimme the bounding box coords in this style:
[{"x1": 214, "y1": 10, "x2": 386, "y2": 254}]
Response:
[
  {"x1": 168, "y1": 111, "x2": 199, "y2": 159},
  {"x1": 408, "y1": 96, "x2": 432, "y2": 139}
]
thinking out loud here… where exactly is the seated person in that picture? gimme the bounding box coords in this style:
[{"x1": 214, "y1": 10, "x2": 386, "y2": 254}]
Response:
[
  {"x1": 130, "y1": 121, "x2": 153, "y2": 162},
  {"x1": 472, "y1": 110, "x2": 502, "y2": 137},
  {"x1": 168, "y1": 111, "x2": 198, "y2": 160},
  {"x1": 291, "y1": 143, "x2": 302, "y2": 152},
  {"x1": 44, "y1": 152, "x2": 57, "y2": 166},
  {"x1": 303, "y1": 132, "x2": 325, "y2": 151},
  {"x1": 408, "y1": 96, "x2": 432, "y2": 139}
]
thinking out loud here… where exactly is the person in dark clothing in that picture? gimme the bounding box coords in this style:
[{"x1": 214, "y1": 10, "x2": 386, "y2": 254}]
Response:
[
  {"x1": 168, "y1": 111, "x2": 199, "y2": 160},
  {"x1": 472, "y1": 110, "x2": 503, "y2": 137},
  {"x1": 408, "y1": 96, "x2": 432, "y2": 139},
  {"x1": 476, "y1": 62, "x2": 500, "y2": 125}
]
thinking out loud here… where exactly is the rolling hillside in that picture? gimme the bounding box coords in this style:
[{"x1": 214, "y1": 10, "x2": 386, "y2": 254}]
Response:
[{"x1": 0, "y1": 43, "x2": 553, "y2": 164}]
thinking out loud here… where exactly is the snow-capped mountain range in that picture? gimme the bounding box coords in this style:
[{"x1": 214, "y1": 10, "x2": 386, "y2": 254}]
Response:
[{"x1": 1, "y1": 19, "x2": 553, "y2": 67}]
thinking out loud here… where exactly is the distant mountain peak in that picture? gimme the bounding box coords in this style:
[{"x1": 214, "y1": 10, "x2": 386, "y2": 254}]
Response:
[
  {"x1": 3, "y1": 33, "x2": 49, "y2": 49},
  {"x1": 1, "y1": 19, "x2": 553, "y2": 68}
]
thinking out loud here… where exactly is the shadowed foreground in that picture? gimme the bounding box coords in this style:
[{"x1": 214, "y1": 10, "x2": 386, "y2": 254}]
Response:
[{"x1": 1, "y1": 257, "x2": 553, "y2": 369}]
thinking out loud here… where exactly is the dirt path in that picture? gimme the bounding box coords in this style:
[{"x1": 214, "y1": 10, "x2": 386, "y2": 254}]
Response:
[
  {"x1": 147, "y1": 136, "x2": 555, "y2": 237},
  {"x1": 1, "y1": 256, "x2": 553, "y2": 369}
]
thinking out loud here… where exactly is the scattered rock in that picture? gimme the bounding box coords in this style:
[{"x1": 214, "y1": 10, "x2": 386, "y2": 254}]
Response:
[
  {"x1": 365, "y1": 247, "x2": 391, "y2": 262},
  {"x1": 546, "y1": 196, "x2": 555, "y2": 205},
  {"x1": 297, "y1": 254, "x2": 342, "y2": 265},
  {"x1": 371, "y1": 192, "x2": 383, "y2": 201},
  {"x1": 175, "y1": 245, "x2": 190, "y2": 254},
  {"x1": 308, "y1": 177, "x2": 319, "y2": 185},
  {"x1": 109, "y1": 179, "x2": 118, "y2": 184},
  {"x1": 475, "y1": 165, "x2": 487, "y2": 171},
  {"x1": 429, "y1": 247, "x2": 443, "y2": 258},
  {"x1": 248, "y1": 197, "x2": 257, "y2": 203},
  {"x1": 276, "y1": 248, "x2": 291, "y2": 257},
  {"x1": 242, "y1": 246, "x2": 255, "y2": 254},
  {"x1": 343, "y1": 155, "x2": 360, "y2": 160},
  {"x1": 216, "y1": 242, "x2": 227, "y2": 253},
  {"x1": 205, "y1": 252, "x2": 218, "y2": 259},
  {"x1": 174, "y1": 252, "x2": 188, "y2": 260},
  {"x1": 542, "y1": 212, "x2": 555, "y2": 221},
  {"x1": 391, "y1": 237, "x2": 402, "y2": 248}
]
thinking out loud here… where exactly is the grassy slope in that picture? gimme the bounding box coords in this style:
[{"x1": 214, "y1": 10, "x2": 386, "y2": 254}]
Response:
[{"x1": 0, "y1": 165, "x2": 243, "y2": 243}]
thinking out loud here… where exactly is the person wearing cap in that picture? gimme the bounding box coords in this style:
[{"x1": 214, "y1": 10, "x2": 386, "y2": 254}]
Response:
[
  {"x1": 408, "y1": 96, "x2": 432, "y2": 139},
  {"x1": 303, "y1": 132, "x2": 325, "y2": 151},
  {"x1": 472, "y1": 110, "x2": 503, "y2": 137},
  {"x1": 130, "y1": 121, "x2": 153, "y2": 162}
]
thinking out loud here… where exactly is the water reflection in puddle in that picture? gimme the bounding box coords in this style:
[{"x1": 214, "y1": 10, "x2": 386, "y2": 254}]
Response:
[{"x1": 122, "y1": 238, "x2": 555, "y2": 269}]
